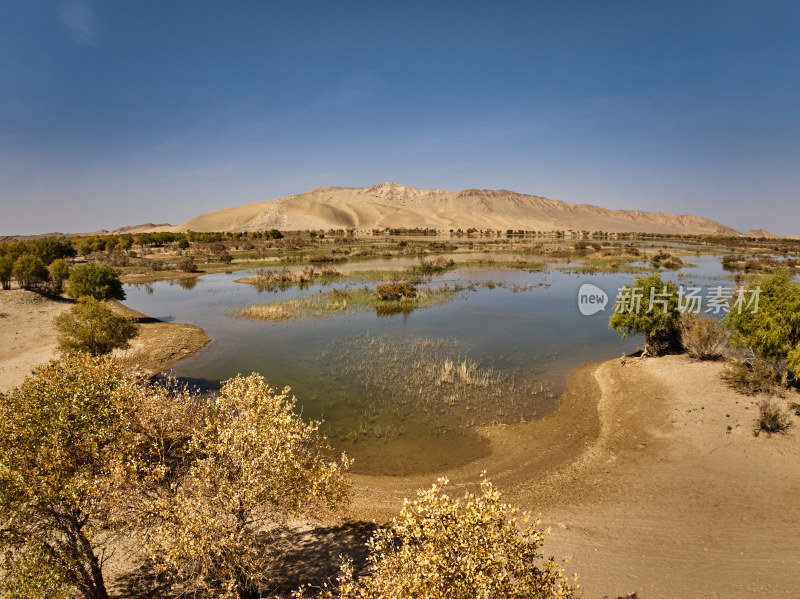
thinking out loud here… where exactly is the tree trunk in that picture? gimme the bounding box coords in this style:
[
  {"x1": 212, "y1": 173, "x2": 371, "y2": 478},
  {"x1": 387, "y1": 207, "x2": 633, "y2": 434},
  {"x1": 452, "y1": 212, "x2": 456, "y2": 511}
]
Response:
[{"x1": 74, "y1": 519, "x2": 110, "y2": 599}]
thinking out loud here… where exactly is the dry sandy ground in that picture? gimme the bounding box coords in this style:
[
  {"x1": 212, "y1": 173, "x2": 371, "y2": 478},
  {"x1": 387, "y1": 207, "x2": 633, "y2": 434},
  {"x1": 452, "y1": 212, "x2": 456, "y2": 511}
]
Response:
[
  {"x1": 0, "y1": 289, "x2": 209, "y2": 393},
  {"x1": 346, "y1": 356, "x2": 800, "y2": 598},
  {"x1": 170, "y1": 182, "x2": 741, "y2": 236},
  {"x1": 0, "y1": 289, "x2": 71, "y2": 392},
  {"x1": 526, "y1": 356, "x2": 800, "y2": 598}
]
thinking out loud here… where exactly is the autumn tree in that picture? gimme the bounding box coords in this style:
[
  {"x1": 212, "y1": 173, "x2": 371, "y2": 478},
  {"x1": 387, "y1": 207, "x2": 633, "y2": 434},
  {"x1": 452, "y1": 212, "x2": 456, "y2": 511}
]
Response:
[
  {"x1": 609, "y1": 273, "x2": 680, "y2": 356},
  {"x1": 67, "y1": 262, "x2": 126, "y2": 301},
  {"x1": 54, "y1": 296, "x2": 139, "y2": 356},
  {"x1": 303, "y1": 477, "x2": 577, "y2": 599},
  {"x1": 0, "y1": 255, "x2": 12, "y2": 290},
  {"x1": 725, "y1": 271, "x2": 800, "y2": 384},
  {"x1": 49, "y1": 259, "x2": 71, "y2": 294},
  {"x1": 1, "y1": 361, "x2": 351, "y2": 599},
  {"x1": 0, "y1": 357, "x2": 138, "y2": 599},
  {"x1": 12, "y1": 254, "x2": 50, "y2": 290},
  {"x1": 142, "y1": 374, "x2": 351, "y2": 599},
  {"x1": 29, "y1": 236, "x2": 77, "y2": 265}
]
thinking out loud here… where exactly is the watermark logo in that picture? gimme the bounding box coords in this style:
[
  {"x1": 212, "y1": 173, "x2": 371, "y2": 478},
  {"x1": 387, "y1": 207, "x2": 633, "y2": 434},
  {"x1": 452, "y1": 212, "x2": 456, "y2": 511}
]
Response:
[
  {"x1": 578, "y1": 283, "x2": 609, "y2": 316},
  {"x1": 612, "y1": 285, "x2": 761, "y2": 315},
  {"x1": 578, "y1": 282, "x2": 762, "y2": 317}
]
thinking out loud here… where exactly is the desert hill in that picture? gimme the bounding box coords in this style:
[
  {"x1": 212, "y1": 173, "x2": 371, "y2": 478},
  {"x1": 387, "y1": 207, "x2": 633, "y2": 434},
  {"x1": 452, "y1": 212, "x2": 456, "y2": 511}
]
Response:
[
  {"x1": 170, "y1": 183, "x2": 741, "y2": 235},
  {"x1": 745, "y1": 229, "x2": 781, "y2": 239}
]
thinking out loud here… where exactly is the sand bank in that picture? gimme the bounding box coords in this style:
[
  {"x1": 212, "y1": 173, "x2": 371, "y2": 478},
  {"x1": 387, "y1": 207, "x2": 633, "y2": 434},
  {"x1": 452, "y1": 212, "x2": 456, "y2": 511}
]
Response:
[{"x1": 0, "y1": 289, "x2": 209, "y2": 392}]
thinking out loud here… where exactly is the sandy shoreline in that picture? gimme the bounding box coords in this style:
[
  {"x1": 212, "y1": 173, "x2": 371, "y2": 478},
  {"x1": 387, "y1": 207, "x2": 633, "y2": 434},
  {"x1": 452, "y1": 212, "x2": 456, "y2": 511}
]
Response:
[{"x1": 0, "y1": 289, "x2": 209, "y2": 392}]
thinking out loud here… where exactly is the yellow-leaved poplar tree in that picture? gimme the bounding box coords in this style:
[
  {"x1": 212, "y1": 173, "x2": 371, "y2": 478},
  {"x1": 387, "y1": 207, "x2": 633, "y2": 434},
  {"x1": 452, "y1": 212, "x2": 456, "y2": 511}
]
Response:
[
  {"x1": 142, "y1": 374, "x2": 351, "y2": 599},
  {"x1": 300, "y1": 477, "x2": 577, "y2": 599}
]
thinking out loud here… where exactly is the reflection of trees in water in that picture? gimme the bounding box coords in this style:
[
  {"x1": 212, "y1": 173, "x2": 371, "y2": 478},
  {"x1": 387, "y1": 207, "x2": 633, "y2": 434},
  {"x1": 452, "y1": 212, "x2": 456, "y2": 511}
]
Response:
[
  {"x1": 129, "y1": 282, "x2": 154, "y2": 295},
  {"x1": 173, "y1": 276, "x2": 199, "y2": 290}
]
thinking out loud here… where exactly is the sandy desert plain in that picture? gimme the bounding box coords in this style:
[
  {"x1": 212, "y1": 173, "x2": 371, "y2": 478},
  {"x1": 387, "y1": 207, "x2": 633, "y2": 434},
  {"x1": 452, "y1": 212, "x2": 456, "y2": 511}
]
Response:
[{"x1": 2, "y1": 192, "x2": 800, "y2": 598}]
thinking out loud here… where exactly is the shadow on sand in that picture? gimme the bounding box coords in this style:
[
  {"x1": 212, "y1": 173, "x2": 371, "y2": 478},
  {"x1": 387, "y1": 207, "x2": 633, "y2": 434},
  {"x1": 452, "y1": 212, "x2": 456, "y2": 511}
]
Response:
[{"x1": 114, "y1": 521, "x2": 378, "y2": 598}]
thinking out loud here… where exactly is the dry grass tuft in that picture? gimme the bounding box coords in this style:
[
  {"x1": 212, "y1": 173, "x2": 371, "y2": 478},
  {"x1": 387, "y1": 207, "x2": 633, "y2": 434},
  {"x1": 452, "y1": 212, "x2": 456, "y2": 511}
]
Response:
[
  {"x1": 680, "y1": 314, "x2": 728, "y2": 360},
  {"x1": 722, "y1": 356, "x2": 781, "y2": 396},
  {"x1": 753, "y1": 398, "x2": 792, "y2": 436}
]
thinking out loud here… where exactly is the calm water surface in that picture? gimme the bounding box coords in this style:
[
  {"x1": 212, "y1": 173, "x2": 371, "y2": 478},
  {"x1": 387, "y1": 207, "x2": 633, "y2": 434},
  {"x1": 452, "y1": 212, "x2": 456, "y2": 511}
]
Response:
[{"x1": 123, "y1": 252, "x2": 731, "y2": 475}]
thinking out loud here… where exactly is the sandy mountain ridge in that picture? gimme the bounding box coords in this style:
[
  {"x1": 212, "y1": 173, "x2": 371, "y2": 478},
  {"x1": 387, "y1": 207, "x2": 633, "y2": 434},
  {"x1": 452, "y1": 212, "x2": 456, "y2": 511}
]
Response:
[
  {"x1": 745, "y1": 229, "x2": 782, "y2": 239},
  {"x1": 167, "y1": 183, "x2": 747, "y2": 236}
]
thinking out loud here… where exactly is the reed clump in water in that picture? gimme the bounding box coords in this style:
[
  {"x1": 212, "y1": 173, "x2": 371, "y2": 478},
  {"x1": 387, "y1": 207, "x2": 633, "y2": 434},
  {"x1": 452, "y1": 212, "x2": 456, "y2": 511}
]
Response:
[
  {"x1": 316, "y1": 335, "x2": 554, "y2": 444},
  {"x1": 236, "y1": 285, "x2": 457, "y2": 321},
  {"x1": 239, "y1": 265, "x2": 342, "y2": 292}
]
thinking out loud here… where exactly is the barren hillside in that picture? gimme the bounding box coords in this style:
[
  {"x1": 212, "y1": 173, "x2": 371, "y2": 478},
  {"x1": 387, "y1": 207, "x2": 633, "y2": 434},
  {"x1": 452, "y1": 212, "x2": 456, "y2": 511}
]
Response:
[{"x1": 171, "y1": 183, "x2": 742, "y2": 235}]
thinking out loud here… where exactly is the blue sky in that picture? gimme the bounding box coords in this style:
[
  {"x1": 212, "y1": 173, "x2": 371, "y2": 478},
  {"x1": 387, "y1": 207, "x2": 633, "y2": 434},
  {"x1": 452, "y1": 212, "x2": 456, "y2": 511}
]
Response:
[{"x1": 1, "y1": 1, "x2": 798, "y2": 235}]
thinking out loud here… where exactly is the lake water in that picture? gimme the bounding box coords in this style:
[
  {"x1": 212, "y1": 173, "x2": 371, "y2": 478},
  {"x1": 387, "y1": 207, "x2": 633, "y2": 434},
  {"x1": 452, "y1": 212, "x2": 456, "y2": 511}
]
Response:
[{"x1": 122, "y1": 251, "x2": 733, "y2": 475}]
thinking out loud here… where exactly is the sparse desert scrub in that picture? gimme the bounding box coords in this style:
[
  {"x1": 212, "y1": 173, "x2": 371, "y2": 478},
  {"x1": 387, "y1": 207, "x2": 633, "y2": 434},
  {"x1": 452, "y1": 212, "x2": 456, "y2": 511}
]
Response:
[
  {"x1": 722, "y1": 356, "x2": 781, "y2": 396},
  {"x1": 178, "y1": 255, "x2": 198, "y2": 272},
  {"x1": 680, "y1": 313, "x2": 728, "y2": 360},
  {"x1": 236, "y1": 285, "x2": 456, "y2": 321},
  {"x1": 753, "y1": 398, "x2": 792, "y2": 436}
]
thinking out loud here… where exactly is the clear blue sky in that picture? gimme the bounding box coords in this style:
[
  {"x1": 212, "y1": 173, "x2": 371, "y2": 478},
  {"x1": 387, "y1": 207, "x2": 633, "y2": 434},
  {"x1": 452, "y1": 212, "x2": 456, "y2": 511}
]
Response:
[{"x1": 1, "y1": 1, "x2": 798, "y2": 235}]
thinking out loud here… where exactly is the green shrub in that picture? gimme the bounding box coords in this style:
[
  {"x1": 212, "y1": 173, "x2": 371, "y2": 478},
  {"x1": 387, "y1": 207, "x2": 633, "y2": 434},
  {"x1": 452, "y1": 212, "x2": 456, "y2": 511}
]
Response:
[
  {"x1": 28, "y1": 237, "x2": 76, "y2": 265},
  {"x1": 13, "y1": 254, "x2": 49, "y2": 290},
  {"x1": 48, "y1": 259, "x2": 71, "y2": 294},
  {"x1": 609, "y1": 273, "x2": 680, "y2": 356},
  {"x1": 724, "y1": 272, "x2": 800, "y2": 384},
  {"x1": 67, "y1": 262, "x2": 126, "y2": 301},
  {"x1": 54, "y1": 297, "x2": 138, "y2": 356}
]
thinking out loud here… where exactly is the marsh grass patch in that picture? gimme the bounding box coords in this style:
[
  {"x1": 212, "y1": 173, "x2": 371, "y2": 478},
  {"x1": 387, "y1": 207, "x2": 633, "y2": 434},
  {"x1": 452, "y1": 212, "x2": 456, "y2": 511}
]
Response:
[
  {"x1": 238, "y1": 266, "x2": 343, "y2": 292},
  {"x1": 316, "y1": 335, "x2": 553, "y2": 444},
  {"x1": 236, "y1": 285, "x2": 458, "y2": 321}
]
